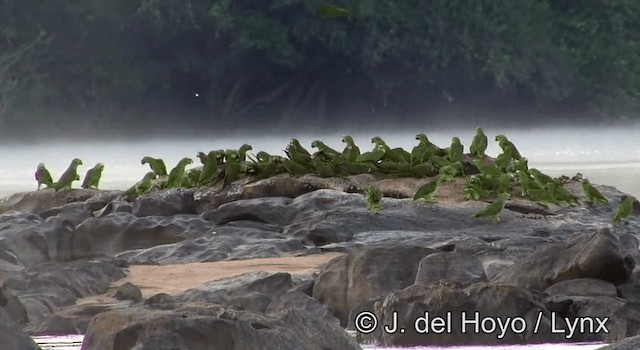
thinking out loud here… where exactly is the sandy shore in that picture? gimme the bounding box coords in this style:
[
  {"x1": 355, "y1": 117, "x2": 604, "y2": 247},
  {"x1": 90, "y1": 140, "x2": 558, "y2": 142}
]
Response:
[{"x1": 76, "y1": 252, "x2": 344, "y2": 304}]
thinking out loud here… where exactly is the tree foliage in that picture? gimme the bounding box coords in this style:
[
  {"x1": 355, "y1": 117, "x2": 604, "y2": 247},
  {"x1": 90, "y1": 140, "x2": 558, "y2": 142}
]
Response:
[{"x1": 1, "y1": 0, "x2": 639, "y2": 129}]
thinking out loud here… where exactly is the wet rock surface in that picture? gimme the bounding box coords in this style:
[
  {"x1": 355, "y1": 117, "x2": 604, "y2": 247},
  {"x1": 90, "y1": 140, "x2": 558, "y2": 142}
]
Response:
[{"x1": 0, "y1": 174, "x2": 639, "y2": 348}]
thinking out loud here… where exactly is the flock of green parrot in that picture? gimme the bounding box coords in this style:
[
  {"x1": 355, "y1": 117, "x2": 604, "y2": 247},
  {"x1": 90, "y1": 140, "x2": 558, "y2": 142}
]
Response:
[
  {"x1": 35, "y1": 159, "x2": 104, "y2": 192},
  {"x1": 32, "y1": 128, "x2": 636, "y2": 224}
]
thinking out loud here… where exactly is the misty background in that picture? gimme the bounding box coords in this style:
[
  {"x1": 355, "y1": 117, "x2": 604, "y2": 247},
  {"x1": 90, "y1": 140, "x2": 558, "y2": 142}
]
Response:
[{"x1": 1, "y1": 1, "x2": 639, "y2": 140}]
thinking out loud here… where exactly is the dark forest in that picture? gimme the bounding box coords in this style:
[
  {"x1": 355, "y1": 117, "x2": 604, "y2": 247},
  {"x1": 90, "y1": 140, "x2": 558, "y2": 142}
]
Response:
[{"x1": 1, "y1": 0, "x2": 639, "y2": 137}]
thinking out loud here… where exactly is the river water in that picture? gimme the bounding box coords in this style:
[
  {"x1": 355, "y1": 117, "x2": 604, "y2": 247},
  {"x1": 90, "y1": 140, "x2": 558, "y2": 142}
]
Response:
[{"x1": 5, "y1": 125, "x2": 637, "y2": 349}]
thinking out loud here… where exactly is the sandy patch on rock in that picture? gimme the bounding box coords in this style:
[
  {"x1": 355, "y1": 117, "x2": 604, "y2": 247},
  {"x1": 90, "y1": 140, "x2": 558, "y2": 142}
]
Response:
[{"x1": 77, "y1": 252, "x2": 344, "y2": 304}]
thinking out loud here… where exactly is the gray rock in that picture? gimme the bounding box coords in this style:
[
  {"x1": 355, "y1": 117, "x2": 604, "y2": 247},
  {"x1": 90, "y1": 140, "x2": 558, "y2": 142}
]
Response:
[
  {"x1": 545, "y1": 278, "x2": 618, "y2": 297},
  {"x1": 599, "y1": 335, "x2": 640, "y2": 350},
  {"x1": 374, "y1": 282, "x2": 572, "y2": 346},
  {"x1": 313, "y1": 246, "x2": 435, "y2": 326},
  {"x1": 83, "y1": 190, "x2": 123, "y2": 212},
  {"x1": 72, "y1": 213, "x2": 214, "y2": 260},
  {"x1": 80, "y1": 304, "x2": 361, "y2": 350},
  {"x1": 0, "y1": 189, "x2": 102, "y2": 214},
  {"x1": 494, "y1": 228, "x2": 635, "y2": 291},
  {"x1": 132, "y1": 188, "x2": 197, "y2": 217},
  {"x1": 5, "y1": 260, "x2": 125, "y2": 329},
  {"x1": 414, "y1": 252, "x2": 487, "y2": 286},
  {"x1": 0, "y1": 307, "x2": 40, "y2": 350},
  {"x1": 266, "y1": 289, "x2": 340, "y2": 326},
  {"x1": 544, "y1": 294, "x2": 627, "y2": 341},
  {"x1": 94, "y1": 200, "x2": 132, "y2": 217},
  {"x1": 179, "y1": 272, "x2": 295, "y2": 313},
  {"x1": 40, "y1": 202, "x2": 93, "y2": 226},
  {"x1": 0, "y1": 286, "x2": 27, "y2": 325},
  {"x1": 114, "y1": 282, "x2": 143, "y2": 303}
]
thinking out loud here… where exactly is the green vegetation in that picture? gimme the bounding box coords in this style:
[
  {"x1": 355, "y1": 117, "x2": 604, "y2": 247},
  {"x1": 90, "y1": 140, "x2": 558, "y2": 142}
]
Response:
[{"x1": 2, "y1": 1, "x2": 640, "y2": 131}]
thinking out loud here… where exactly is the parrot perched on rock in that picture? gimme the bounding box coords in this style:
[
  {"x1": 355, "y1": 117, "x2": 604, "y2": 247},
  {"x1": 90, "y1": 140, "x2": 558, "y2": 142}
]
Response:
[
  {"x1": 165, "y1": 157, "x2": 193, "y2": 189},
  {"x1": 473, "y1": 192, "x2": 510, "y2": 222},
  {"x1": 81, "y1": 163, "x2": 105, "y2": 189},
  {"x1": 35, "y1": 163, "x2": 54, "y2": 190},
  {"x1": 141, "y1": 156, "x2": 168, "y2": 177},
  {"x1": 365, "y1": 185, "x2": 383, "y2": 213},
  {"x1": 470, "y1": 127, "x2": 488, "y2": 158},
  {"x1": 54, "y1": 158, "x2": 83, "y2": 191},
  {"x1": 582, "y1": 178, "x2": 608, "y2": 205}
]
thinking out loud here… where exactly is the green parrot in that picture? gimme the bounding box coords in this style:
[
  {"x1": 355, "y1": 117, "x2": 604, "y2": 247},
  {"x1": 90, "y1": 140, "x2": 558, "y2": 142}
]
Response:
[
  {"x1": 312, "y1": 156, "x2": 336, "y2": 177},
  {"x1": 196, "y1": 152, "x2": 208, "y2": 165},
  {"x1": 371, "y1": 136, "x2": 388, "y2": 149},
  {"x1": 236, "y1": 144, "x2": 253, "y2": 162},
  {"x1": 81, "y1": 163, "x2": 104, "y2": 189},
  {"x1": 340, "y1": 135, "x2": 361, "y2": 162},
  {"x1": 582, "y1": 178, "x2": 608, "y2": 205},
  {"x1": 412, "y1": 133, "x2": 440, "y2": 165},
  {"x1": 512, "y1": 157, "x2": 529, "y2": 173},
  {"x1": 464, "y1": 181, "x2": 486, "y2": 201},
  {"x1": 526, "y1": 187, "x2": 560, "y2": 206},
  {"x1": 495, "y1": 145, "x2": 514, "y2": 172},
  {"x1": 473, "y1": 159, "x2": 503, "y2": 177},
  {"x1": 429, "y1": 155, "x2": 450, "y2": 170},
  {"x1": 54, "y1": 158, "x2": 83, "y2": 191},
  {"x1": 221, "y1": 151, "x2": 241, "y2": 188},
  {"x1": 35, "y1": 163, "x2": 54, "y2": 190},
  {"x1": 198, "y1": 150, "x2": 221, "y2": 185},
  {"x1": 165, "y1": 157, "x2": 193, "y2": 189},
  {"x1": 547, "y1": 182, "x2": 578, "y2": 205},
  {"x1": 413, "y1": 176, "x2": 442, "y2": 202},
  {"x1": 516, "y1": 170, "x2": 540, "y2": 196},
  {"x1": 447, "y1": 137, "x2": 464, "y2": 163},
  {"x1": 473, "y1": 192, "x2": 510, "y2": 222},
  {"x1": 251, "y1": 151, "x2": 283, "y2": 179},
  {"x1": 495, "y1": 173, "x2": 513, "y2": 194},
  {"x1": 384, "y1": 147, "x2": 412, "y2": 163},
  {"x1": 529, "y1": 168, "x2": 560, "y2": 188},
  {"x1": 469, "y1": 127, "x2": 488, "y2": 158},
  {"x1": 438, "y1": 161, "x2": 463, "y2": 182},
  {"x1": 285, "y1": 140, "x2": 314, "y2": 170},
  {"x1": 282, "y1": 158, "x2": 311, "y2": 176},
  {"x1": 495, "y1": 135, "x2": 522, "y2": 160},
  {"x1": 356, "y1": 144, "x2": 386, "y2": 165},
  {"x1": 365, "y1": 185, "x2": 383, "y2": 213},
  {"x1": 288, "y1": 139, "x2": 312, "y2": 158},
  {"x1": 185, "y1": 168, "x2": 202, "y2": 187},
  {"x1": 125, "y1": 171, "x2": 157, "y2": 198},
  {"x1": 141, "y1": 156, "x2": 168, "y2": 177},
  {"x1": 398, "y1": 162, "x2": 439, "y2": 178},
  {"x1": 311, "y1": 140, "x2": 341, "y2": 162},
  {"x1": 612, "y1": 196, "x2": 636, "y2": 224}
]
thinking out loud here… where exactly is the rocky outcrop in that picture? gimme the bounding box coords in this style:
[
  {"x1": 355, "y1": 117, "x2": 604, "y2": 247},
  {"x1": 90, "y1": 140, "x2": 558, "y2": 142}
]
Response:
[
  {"x1": 0, "y1": 174, "x2": 638, "y2": 347},
  {"x1": 0, "y1": 307, "x2": 40, "y2": 350},
  {"x1": 374, "y1": 282, "x2": 572, "y2": 346},
  {"x1": 599, "y1": 335, "x2": 640, "y2": 350},
  {"x1": 71, "y1": 213, "x2": 214, "y2": 260},
  {"x1": 132, "y1": 188, "x2": 197, "y2": 217},
  {"x1": 494, "y1": 228, "x2": 635, "y2": 291},
  {"x1": 3, "y1": 260, "x2": 126, "y2": 333},
  {"x1": 414, "y1": 252, "x2": 487, "y2": 286},
  {"x1": 0, "y1": 189, "x2": 116, "y2": 214},
  {"x1": 313, "y1": 246, "x2": 436, "y2": 326},
  {"x1": 81, "y1": 304, "x2": 361, "y2": 350}
]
